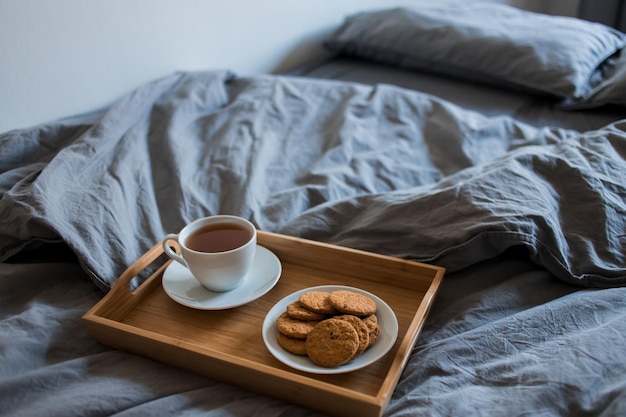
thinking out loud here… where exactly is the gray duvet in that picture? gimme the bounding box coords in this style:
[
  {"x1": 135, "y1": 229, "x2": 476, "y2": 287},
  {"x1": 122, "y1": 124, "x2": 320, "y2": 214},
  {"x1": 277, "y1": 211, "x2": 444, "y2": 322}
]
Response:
[{"x1": 1, "y1": 70, "x2": 626, "y2": 416}]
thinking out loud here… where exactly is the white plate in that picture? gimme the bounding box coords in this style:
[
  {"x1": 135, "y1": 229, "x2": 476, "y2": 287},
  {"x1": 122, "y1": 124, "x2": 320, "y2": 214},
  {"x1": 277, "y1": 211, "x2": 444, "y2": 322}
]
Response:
[
  {"x1": 262, "y1": 285, "x2": 398, "y2": 374},
  {"x1": 162, "y1": 245, "x2": 281, "y2": 310}
]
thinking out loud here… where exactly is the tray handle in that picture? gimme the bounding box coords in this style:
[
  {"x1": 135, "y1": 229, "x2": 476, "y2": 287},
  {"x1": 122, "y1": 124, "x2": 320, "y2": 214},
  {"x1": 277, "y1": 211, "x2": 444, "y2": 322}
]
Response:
[
  {"x1": 85, "y1": 242, "x2": 172, "y2": 322},
  {"x1": 109, "y1": 241, "x2": 170, "y2": 300}
]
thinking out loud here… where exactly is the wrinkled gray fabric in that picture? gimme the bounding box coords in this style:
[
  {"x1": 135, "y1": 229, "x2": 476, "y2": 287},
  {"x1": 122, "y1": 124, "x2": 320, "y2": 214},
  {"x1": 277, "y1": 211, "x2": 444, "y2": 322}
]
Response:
[
  {"x1": 2, "y1": 70, "x2": 626, "y2": 417},
  {"x1": 1, "y1": 70, "x2": 625, "y2": 290},
  {"x1": 281, "y1": 125, "x2": 626, "y2": 286},
  {"x1": 388, "y1": 249, "x2": 626, "y2": 417},
  {"x1": 0, "y1": 262, "x2": 321, "y2": 417},
  {"x1": 2, "y1": 252, "x2": 626, "y2": 417},
  {"x1": 563, "y1": 50, "x2": 626, "y2": 109}
]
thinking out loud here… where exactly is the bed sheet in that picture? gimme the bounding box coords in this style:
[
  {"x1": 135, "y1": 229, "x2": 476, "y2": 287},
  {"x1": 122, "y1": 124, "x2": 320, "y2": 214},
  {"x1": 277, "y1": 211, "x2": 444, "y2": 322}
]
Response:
[
  {"x1": 1, "y1": 68, "x2": 626, "y2": 417},
  {"x1": 291, "y1": 57, "x2": 626, "y2": 132},
  {"x1": 3, "y1": 251, "x2": 626, "y2": 417}
]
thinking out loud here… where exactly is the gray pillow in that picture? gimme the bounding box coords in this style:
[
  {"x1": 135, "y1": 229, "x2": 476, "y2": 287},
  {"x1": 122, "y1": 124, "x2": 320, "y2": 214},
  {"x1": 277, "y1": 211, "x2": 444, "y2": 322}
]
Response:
[{"x1": 325, "y1": 2, "x2": 626, "y2": 99}]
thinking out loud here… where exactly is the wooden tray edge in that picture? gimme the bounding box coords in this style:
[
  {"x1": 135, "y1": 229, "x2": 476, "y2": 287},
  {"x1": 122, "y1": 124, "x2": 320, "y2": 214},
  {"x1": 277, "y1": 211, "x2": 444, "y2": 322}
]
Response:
[{"x1": 82, "y1": 231, "x2": 447, "y2": 417}]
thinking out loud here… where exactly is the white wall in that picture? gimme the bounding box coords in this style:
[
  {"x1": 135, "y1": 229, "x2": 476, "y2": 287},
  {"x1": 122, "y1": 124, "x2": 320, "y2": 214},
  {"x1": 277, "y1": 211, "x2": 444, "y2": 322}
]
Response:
[{"x1": 0, "y1": 0, "x2": 578, "y2": 134}]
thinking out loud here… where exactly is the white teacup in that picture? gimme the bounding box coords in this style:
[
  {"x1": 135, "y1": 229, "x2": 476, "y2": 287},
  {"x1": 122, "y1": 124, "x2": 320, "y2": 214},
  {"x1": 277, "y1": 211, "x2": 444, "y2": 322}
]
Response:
[{"x1": 162, "y1": 215, "x2": 257, "y2": 292}]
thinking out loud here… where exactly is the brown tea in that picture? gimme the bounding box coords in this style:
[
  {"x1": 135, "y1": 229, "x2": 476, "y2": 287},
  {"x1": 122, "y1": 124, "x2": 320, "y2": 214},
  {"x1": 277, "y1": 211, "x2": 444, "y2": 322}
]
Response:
[{"x1": 185, "y1": 223, "x2": 252, "y2": 253}]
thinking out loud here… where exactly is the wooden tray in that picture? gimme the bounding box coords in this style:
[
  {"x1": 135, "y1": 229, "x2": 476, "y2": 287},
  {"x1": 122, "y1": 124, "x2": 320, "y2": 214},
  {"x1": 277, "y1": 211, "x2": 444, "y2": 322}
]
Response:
[{"x1": 83, "y1": 231, "x2": 445, "y2": 417}]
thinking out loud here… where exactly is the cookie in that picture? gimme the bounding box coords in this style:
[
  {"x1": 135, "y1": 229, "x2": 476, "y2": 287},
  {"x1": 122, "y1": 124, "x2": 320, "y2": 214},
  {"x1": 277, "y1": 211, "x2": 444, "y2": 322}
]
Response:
[
  {"x1": 363, "y1": 314, "x2": 380, "y2": 347},
  {"x1": 305, "y1": 318, "x2": 359, "y2": 367},
  {"x1": 329, "y1": 290, "x2": 377, "y2": 316},
  {"x1": 335, "y1": 314, "x2": 370, "y2": 358},
  {"x1": 277, "y1": 332, "x2": 308, "y2": 355},
  {"x1": 276, "y1": 312, "x2": 320, "y2": 339},
  {"x1": 299, "y1": 291, "x2": 337, "y2": 315},
  {"x1": 286, "y1": 301, "x2": 328, "y2": 321}
]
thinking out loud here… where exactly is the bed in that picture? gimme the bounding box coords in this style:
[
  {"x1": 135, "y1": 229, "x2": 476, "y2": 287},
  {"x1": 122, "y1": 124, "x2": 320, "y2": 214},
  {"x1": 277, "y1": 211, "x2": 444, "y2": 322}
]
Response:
[{"x1": 2, "y1": 2, "x2": 626, "y2": 416}]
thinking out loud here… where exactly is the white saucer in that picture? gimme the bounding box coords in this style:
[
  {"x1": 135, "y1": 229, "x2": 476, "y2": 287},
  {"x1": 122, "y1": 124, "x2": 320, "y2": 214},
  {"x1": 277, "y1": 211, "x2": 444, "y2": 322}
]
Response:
[
  {"x1": 262, "y1": 285, "x2": 398, "y2": 374},
  {"x1": 162, "y1": 245, "x2": 281, "y2": 310}
]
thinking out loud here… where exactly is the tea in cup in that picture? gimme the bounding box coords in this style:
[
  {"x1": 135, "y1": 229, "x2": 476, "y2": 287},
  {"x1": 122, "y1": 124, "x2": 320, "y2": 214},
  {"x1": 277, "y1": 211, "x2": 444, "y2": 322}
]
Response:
[{"x1": 162, "y1": 215, "x2": 257, "y2": 292}]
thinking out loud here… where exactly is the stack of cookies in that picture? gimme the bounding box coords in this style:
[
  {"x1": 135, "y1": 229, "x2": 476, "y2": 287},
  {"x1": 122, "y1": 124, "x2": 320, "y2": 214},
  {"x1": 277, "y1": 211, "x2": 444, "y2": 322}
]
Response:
[{"x1": 276, "y1": 289, "x2": 381, "y2": 368}]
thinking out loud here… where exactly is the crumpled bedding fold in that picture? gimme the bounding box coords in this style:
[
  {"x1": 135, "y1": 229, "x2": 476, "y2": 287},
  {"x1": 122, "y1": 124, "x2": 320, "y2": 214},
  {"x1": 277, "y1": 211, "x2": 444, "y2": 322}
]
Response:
[{"x1": 1, "y1": 70, "x2": 624, "y2": 290}]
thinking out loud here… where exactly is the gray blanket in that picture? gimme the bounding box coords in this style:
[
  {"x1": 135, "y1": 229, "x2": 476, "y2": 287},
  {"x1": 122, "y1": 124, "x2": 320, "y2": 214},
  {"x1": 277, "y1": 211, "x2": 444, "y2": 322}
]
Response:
[
  {"x1": 1, "y1": 70, "x2": 625, "y2": 289},
  {"x1": 1, "y1": 71, "x2": 626, "y2": 417}
]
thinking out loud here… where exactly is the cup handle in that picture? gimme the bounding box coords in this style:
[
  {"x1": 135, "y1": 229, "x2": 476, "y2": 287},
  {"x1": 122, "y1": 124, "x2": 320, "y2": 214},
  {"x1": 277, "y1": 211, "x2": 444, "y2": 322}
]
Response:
[{"x1": 162, "y1": 233, "x2": 188, "y2": 267}]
